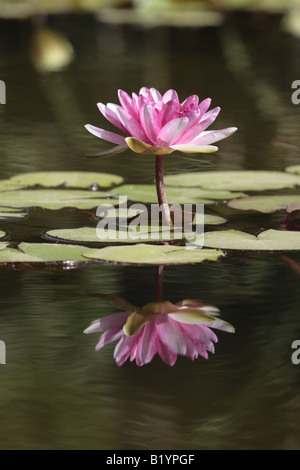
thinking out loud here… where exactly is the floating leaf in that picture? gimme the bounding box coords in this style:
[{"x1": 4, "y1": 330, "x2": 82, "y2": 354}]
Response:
[
  {"x1": 9, "y1": 171, "x2": 124, "y2": 189},
  {"x1": 83, "y1": 244, "x2": 225, "y2": 265},
  {"x1": 164, "y1": 171, "x2": 300, "y2": 191},
  {"x1": 285, "y1": 165, "x2": 300, "y2": 176},
  {"x1": 0, "y1": 210, "x2": 27, "y2": 221},
  {"x1": 0, "y1": 189, "x2": 117, "y2": 210},
  {"x1": 0, "y1": 242, "x2": 90, "y2": 264},
  {"x1": 0, "y1": 180, "x2": 24, "y2": 191},
  {"x1": 203, "y1": 229, "x2": 300, "y2": 251},
  {"x1": 228, "y1": 195, "x2": 300, "y2": 213},
  {"x1": 47, "y1": 224, "x2": 192, "y2": 243},
  {"x1": 99, "y1": 207, "x2": 226, "y2": 225},
  {"x1": 0, "y1": 231, "x2": 6, "y2": 239},
  {"x1": 203, "y1": 214, "x2": 227, "y2": 225},
  {"x1": 111, "y1": 184, "x2": 244, "y2": 203}
]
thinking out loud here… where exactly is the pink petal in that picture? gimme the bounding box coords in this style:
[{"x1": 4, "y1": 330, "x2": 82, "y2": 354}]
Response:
[
  {"x1": 198, "y1": 97, "x2": 211, "y2": 116},
  {"x1": 84, "y1": 312, "x2": 130, "y2": 334},
  {"x1": 184, "y1": 109, "x2": 201, "y2": 128},
  {"x1": 115, "y1": 107, "x2": 151, "y2": 143},
  {"x1": 157, "y1": 341, "x2": 177, "y2": 366},
  {"x1": 97, "y1": 102, "x2": 127, "y2": 133},
  {"x1": 157, "y1": 117, "x2": 190, "y2": 146},
  {"x1": 150, "y1": 88, "x2": 162, "y2": 102},
  {"x1": 140, "y1": 104, "x2": 160, "y2": 144},
  {"x1": 156, "y1": 317, "x2": 187, "y2": 355},
  {"x1": 169, "y1": 144, "x2": 218, "y2": 153},
  {"x1": 159, "y1": 99, "x2": 180, "y2": 127},
  {"x1": 114, "y1": 335, "x2": 139, "y2": 366},
  {"x1": 199, "y1": 106, "x2": 220, "y2": 125},
  {"x1": 191, "y1": 127, "x2": 237, "y2": 146},
  {"x1": 95, "y1": 327, "x2": 123, "y2": 351},
  {"x1": 137, "y1": 94, "x2": 147, "y2": 112},
  {"x1": 181, "y1": 323, "x2": 217, "y2": 346},
  {"x1": 118, "y1": 89, "x2": 137, "y2": 119},
  {"x1": 181, "y1": 95, "x2": 199, "y2": 114},
  {"x1": 131, "y1": 323, "x2": 157, "y2": 366},
  {"x1": 139, "y1": 87, "x2": 153, "y2": 102},
  {"x1": 85, "y1": 124, "x2": 126, "y2": 145},
  {"x1": 179, "y1": 107, "x2": 220, "y2": 143},
  {"x1": 162, "y1": 89, "x2": 179, "y2": 104}
]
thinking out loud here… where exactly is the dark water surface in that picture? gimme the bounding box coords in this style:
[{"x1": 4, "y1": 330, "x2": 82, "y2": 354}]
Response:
[{"x1": 1, "y1": 15, "x2": 300, "y2": 449}]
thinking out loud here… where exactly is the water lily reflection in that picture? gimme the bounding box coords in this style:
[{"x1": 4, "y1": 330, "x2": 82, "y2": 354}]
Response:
[{"x1": 84, "y1": 294, "x2": 234, "y2": 367}]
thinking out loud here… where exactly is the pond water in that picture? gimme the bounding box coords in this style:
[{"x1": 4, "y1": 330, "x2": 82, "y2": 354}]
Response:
[{"x1": 1, "y1": 14, "x2": 300, "y2": 450}]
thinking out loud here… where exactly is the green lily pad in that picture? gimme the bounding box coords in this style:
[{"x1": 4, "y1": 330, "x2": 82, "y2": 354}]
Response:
[
  {"x1": 164, "y1": 171, "x2": 300, "y2": 191},
  {"x1": 47, "y1": 223, "x2": 193, "y2": 243},
  {"x1": 82, "y1": 244, "x2": 225, "y2": 265},
  {"x1": 0, "y1": 189, "x2": 117, "y2": 210},
  {"x1": 0, "y1": 242, "x2": 90, "y2": 263},
  {"x1": 203, "y1": 229, "x2": 300, "y2": 251},
  {"x1": 228, "y1": 195, "x2": 300, "y2": 213},
  {"x1": 9, "y1": 171, "x2": 124, "y2": 189},
  {"x1": 110, "y1": 184, "x2": 244, "y2": 203},
  {"x1": 0, "y1": 210, "x2": 27, "y2": 221},
  {"x1": 98, "y1": 207, "x2": 226, "y2": 225},
  {"x1": 204, "y1": 214, "x2": 227, "y2": 225},
  {"x1": 285, "y1": 165, "x2": 300, "y2": 176},
  {"x1": 0, "y1": 180, "x2": 24, "y2": 191},
  {"x1": 0, "y1": 231, "x2": 6, "y2": 239}
]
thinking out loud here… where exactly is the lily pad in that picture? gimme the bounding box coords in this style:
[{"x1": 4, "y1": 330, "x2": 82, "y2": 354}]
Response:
[
  {"x1": 0, "y1": 242, "x2": 90, "y2": 263},
  {"x1": 0, "y1": 180, "x2": 24, "y2": 191},
  {"x1": 203, "y1": 229, "x2": 300, "y2": 251},
  {"x1": 96, "y1": 207, "x2": 227, "y2": 225},
  {"x1": 0, "y1": 189, "x2": 117, "y2": 210},
  {"x1": 228, "y1": 195, "x2": 300, "y2": 213},
  {"x1": 0, "y1": 210, "x2": 27, "y2": 221},
  {"x1": 47, "y1": 223, "x2": 193, "y2": 243},
  {"x1": 285, "y1": 165, "x2": 300, "y2": 176},
  {"x1": 111, "y1": 184, "x2": 244, "y2": 203},
  {"x1": 164, "y1": 171, "x2": 300, "y2": 191},
  {"x1": 204, "y1": 214, "x2": 227, "y2": 225},
  {"x1": 82, "y1": 244, "x2": 225, "y2": 265},
  {"x1": 9, "y1": 171, "x2": 124, "y2": 189}
]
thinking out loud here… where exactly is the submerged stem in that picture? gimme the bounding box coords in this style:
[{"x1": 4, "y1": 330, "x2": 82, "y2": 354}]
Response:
[
  {"x1": 155, "y1": 154, "x2": 172, "y2": 227},
  {"x1": 155, "y1": 265, "x2": 164, "y2": 302}
]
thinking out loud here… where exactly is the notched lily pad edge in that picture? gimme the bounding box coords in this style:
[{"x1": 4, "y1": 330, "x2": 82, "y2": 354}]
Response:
[{"x1": 82, "y1": 247, "x2": 226, "y2": 266}]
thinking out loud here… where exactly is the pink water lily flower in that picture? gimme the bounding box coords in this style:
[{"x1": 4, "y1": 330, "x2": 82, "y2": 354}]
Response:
[
  {"x1": 85, "y1": 87, "x2": 237, "y2": 156},
  {"x1": 84, "y1": 295, "x2": 234, "y2": 367}
]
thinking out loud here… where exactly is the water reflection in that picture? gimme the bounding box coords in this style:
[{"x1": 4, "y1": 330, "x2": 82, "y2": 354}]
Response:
[{"x1": 84, "y1": 266, "x2": 234, "y2": 366}]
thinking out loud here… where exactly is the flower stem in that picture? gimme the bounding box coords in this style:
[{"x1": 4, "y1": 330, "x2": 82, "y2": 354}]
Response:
[{"x1": 155, "y1": 155, "x2": 172, "y2": 227}]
